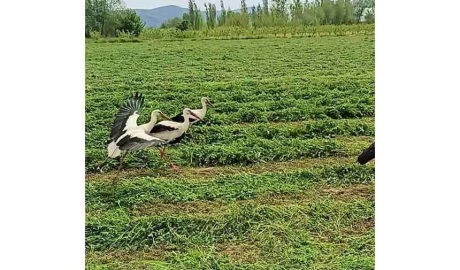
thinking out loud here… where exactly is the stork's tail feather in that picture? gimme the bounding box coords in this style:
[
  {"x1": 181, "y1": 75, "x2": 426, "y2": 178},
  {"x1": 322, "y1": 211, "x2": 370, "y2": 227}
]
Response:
[{"x1": 107, "y1": 141, "x2": 121, "y2": 158}]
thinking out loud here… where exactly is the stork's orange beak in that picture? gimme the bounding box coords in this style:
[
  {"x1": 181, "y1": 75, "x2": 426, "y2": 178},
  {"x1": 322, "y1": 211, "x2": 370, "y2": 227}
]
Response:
[
  {"x1": 190, "y1": 111, "x2": 202, "y2": 120},
  {"x1": 161, "y1": 112, "x2": 170, "y2": 120}
]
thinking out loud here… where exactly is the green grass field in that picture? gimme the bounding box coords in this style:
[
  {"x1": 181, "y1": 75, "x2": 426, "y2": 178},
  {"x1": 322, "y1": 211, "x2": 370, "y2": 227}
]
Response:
[{"x1": 86, "y1": 33, "x2": 375, "y2": 269}]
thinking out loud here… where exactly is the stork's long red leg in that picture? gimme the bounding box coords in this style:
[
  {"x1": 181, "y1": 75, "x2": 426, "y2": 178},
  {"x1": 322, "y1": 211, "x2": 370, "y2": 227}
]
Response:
[
  {"x1": 159, "y1": 147, "x2": 167, "y2": 159},
  {"x1": 158, "y1": 147, "x2": 179, "y2": 171}
]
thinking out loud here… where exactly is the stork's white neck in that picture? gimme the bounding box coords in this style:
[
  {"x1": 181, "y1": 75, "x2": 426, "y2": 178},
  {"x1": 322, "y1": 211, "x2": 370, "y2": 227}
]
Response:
[
  {"x1": 145, "y1": 115, "x2": 158, "y2": 132},
  {"x1": 180, "y1": 113, "x2": 191, "y2": 132},
  {"x1": 200, "y1": 100, "x2": 207, "y2": 115}
]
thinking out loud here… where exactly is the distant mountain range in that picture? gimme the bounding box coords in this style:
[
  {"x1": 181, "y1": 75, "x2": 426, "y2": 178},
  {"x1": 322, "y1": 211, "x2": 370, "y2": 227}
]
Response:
[{"x1": 135, "y1": 5, "x2": 245, "y2": 28}]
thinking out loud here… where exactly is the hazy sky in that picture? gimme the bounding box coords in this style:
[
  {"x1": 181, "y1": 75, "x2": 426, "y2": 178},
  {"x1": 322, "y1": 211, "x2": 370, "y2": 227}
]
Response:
[{"x1": 124, "y1": 0, "x2": 263, "y2": 10}]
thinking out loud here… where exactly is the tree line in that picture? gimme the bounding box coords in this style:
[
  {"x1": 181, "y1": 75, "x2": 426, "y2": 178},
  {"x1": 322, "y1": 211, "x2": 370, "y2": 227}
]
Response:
[
  {"x1": 162, "y1": 0, "x2": 375, "y2": 31},
  {"x1": 85, "y1": 0, "x2": 144, "y2": 37}
]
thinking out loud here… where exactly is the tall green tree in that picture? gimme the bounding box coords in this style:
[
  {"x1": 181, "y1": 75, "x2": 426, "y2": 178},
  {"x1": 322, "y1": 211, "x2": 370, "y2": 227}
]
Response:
[
  {"x1": 177, "y1": 19, "x2": 189, "y2": 31},
  {"x1": 118, "y1": 9, "x2": 144, "y2": 36},
  {"x1": 205, "y1": 2, "x2": 217, "y2": 29},
  {"x1": 187, "y1": 0, "x2": 203, "y2": 30},
  {"x1": 290, "y1": 0, "x2": 304, "y2": 25},
  {"x1": 272, "y1": 0, "x2": 288, "y2": 18},
  {"x1": 188, "y1": 0, "x2": 196, "y2": 28},
  {"x1": 334, "y1": 0, "x2": 346, "y2": 25},
  {"x1": 322, "y1": 0, "x2": 335, "y2": 24},
  {"x1": 85, "y1": 0, "x2": 143, "y2": 37},
  {"x1": 239, "y1": 0, "x2": 250, "y2": 27},
  {"x1": 194, "y1": 2, "x2": 203, "y2": 29},
  {"x1": 241, "y1": 0, "x2": 248, "y2": 14},
  {"x1": 86, "y1": 0, "x2": 113, "y2": 36},
  {"x1": 352, "y1": 0, "x2": 368, "y2": 22},
  {"x1": 253, "y1": 3, "x2": 264, "y2": 28},
  {"x1": 262, "y1": 0, "x2": 269, "y2": 15},
  {"x1": 257, "y1": 3, "x2": 263, "y2": 16},
  {"x1": 364, "y1": 0, "x2": 375, "y2": 24},
  {"x1": 182, "y1": 13, "x2": 191, "y2": 30},
  {"x1": 303, "y1": 0, "x2": 325, "y2": 26},
  {"x1": 251, "y1": 5, "x2": 258, "y2": 27},
  {"x1": 217, "y1": 0, "x2": 227, "y2": 26},
  {"x1": 344, "y1": 0, "x2": 355, "y2": 24}
]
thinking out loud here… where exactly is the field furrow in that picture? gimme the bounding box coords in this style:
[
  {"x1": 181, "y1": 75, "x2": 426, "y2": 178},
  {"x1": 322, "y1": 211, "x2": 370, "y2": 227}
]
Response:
[
  {"x1": 86, "y1": 156, "x2": 365, "y2": 183},
  {"x1": 87, "y1": 163, "x2": 374, "y2": 209}
]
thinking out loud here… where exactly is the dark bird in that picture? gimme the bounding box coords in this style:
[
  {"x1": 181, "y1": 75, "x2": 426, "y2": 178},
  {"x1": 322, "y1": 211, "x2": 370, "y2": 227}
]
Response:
[{"x1": 357, "y1": 142, "x2": 375, "y2": 165}]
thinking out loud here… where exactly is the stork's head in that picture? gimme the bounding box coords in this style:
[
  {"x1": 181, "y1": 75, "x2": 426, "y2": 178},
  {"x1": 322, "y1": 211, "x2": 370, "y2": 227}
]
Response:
[
  {"x1": 151, "y1": 110, "x2": 170, "y2": 121},
  {"x1": 183, "y1": 108, "x2": 202, "y2": 120},
  {"x1": 201, "y1": 97, "x2": 213, "y2": 107}
]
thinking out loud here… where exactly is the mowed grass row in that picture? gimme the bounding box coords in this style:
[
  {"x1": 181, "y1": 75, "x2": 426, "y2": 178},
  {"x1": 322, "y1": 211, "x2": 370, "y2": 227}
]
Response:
[
  {"x1": 87, "y1": 118, "x2": 374, "y2": 149},
  {"x1": 86, "y1": 164, "x2": 374, "y2": 268},
  {"x1": 86, "y1": 75, "x2": 374, "y2": 128},
  {"x1": 87, "y1": 210, "x2": 373, "y2": 270},
  {"x1": 86, "y1": 228, "x2": 374, "y2": 270},
  {"x1": 86, "y1": 135, "x2": 373, "y2": 172},
  {"x1": 86, "y1": 198, "x2": 374, "y2": 268},
  {"x1": 86, "y1": 164, "x2": 374, "y2": 211},
  {"x1": 86, "y1": 118, "x2": 373, "y2": 171},
  {"x1": 87, "y1": 238, "x2": 374, "y2": 270},
  {"x1": 182, "y1": 118, "x2": 374, "y2": 143}
]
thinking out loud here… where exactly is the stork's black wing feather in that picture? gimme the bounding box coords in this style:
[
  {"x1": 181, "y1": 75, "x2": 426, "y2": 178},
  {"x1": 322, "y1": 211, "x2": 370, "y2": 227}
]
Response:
[
  {"x1": 170, "y1": 113, "x2": 185, "y2": 122},
  {"x1": 149, "y1": 123, "x2": 178, "y2": 134},
  {"x1": 118, "y1": 136, "x2": 166, "y2": 151},
  {"x1": 171, "y1": 114, "x2": 199, "y2": 124},
  {"x1": 357, "y1": 142, "x2": 375, "y2": 165},
  {"x1": 110, "y1": 92, "x2": 145, "y2": 142}
]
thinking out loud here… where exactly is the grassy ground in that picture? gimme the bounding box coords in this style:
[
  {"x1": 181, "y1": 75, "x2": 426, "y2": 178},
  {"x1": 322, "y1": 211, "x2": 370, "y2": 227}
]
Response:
[{"x1": 86, "y1": 33, "x2": 374, "y2": 269}]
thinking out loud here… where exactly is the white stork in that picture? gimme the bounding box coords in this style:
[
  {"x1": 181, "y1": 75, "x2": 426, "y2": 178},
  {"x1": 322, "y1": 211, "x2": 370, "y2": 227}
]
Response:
[
  {"x1": 170, "y1": 97, "x2": 212, "y2": 125},
  {"x1": 106, "y1": 92, "x2": 169, "y2": 170},
  {"x1": 149, "y1": 108, "x2": 202, "y2": 170}
]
